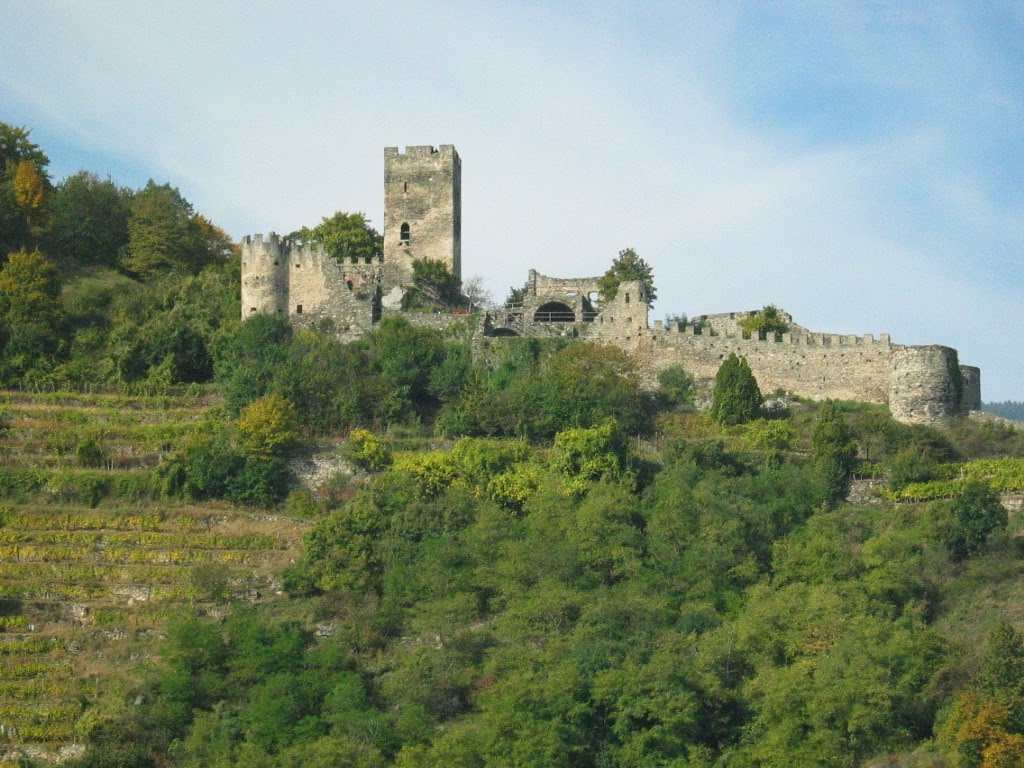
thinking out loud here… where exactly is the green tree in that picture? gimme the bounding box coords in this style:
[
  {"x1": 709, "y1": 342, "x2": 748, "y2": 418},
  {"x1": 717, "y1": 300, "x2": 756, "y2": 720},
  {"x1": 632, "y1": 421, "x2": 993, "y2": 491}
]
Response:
[
  {"x1": 123, "y1": 180, "x2": 208, "y2": 277},
  {"x1": 657, "y1": 364, "x2": 696, "y2": 409},
  {"x1": 812, "y1": 401, "x2": 857, "y2": 505},
  {"x1": 710, "y1": 353, "x2": 762, "y2": 425},
  {"x1": 236, "y1": 394, "x2": 300, "y2": 460},
  {"x1": 291, "y1": 211, "x2": 382, "y2": 264},
  {"x1": 0, "y1": 123, "x2": 50, "y2": 255},
  {"x1": 739, "y1": 304, "x2": 789, "y2": 338},
  {"x1": 942, "y1": 481, "x2": 1008, "y2": 562},
  {"x1": 0, "y1": 123, "x2": 50, "y2": 174},
  {"x1": 597, "y1": 248, "x2": 657, "y2": 307},
  {"x1": 411, "y1": 258, "x2": 461, "y2": 308},
  {"x1": 45, "y1": 171, "x2": 132, "y2": 267},
  {"x1": 0, "y1": 247, "x2": 61, "y2": 321}
]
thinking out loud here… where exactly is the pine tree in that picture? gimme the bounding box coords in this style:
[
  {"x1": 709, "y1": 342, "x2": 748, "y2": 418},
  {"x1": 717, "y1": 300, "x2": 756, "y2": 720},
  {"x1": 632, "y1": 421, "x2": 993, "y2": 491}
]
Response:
[{"x1": 710, "y1": 353, "x2": 762, "y2": 425}]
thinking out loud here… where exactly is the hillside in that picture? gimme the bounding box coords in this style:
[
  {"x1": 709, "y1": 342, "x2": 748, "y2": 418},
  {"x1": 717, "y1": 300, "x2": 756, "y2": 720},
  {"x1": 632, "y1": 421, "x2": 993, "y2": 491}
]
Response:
[{"x1": 0, "y1": 391, "x2": 311, "y2": 763}]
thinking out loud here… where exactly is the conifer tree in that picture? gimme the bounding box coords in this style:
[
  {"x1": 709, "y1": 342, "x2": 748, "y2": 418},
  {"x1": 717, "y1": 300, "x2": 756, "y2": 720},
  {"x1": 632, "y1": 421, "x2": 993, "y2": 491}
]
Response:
[
  {"x1": 812, "y1": 400, "x2": 857, "y2": 505},
  {"x1": 710, "y1": 352, "x2": 762, "y2": 425}
]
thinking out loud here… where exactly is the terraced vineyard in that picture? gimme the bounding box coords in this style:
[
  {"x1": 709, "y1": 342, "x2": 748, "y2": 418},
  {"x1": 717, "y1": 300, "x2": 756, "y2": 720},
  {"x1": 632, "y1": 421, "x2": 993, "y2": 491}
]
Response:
[{"x1": 0, "y1": 391, "x2": 312, "y2": 763}]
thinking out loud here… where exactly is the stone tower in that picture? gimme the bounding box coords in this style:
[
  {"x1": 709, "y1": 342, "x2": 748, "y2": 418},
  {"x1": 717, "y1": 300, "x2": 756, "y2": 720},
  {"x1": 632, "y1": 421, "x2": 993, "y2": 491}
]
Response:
[{"x1": 383, "y1": 145, "x2": 461, "y2": 285}]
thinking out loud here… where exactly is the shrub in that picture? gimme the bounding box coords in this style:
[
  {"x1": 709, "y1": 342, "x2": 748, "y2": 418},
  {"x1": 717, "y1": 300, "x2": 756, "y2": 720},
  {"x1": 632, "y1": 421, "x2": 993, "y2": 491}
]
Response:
[
  {"x1": 343, "y1": 429, "x2": 393, "y2": 472},
  {"x1": 657, "y1": 364, "x2": 696, "y2": 409},
  {"x1": 941, "y1": 481, "x2": 1008, "y2": 562},
  {"x1": 76, "y1": 436, "x2": 106, "y2": 468}
]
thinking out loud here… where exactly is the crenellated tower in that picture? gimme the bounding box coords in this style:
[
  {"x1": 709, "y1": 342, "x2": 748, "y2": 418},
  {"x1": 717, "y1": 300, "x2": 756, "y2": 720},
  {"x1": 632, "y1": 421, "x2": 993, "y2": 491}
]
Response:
[
  {"x1": 240, "y1": 233, "x2": 290, "y2": 317},
  {"x1": 383, "y1": 145, "x2": 462, "y2": 285}
]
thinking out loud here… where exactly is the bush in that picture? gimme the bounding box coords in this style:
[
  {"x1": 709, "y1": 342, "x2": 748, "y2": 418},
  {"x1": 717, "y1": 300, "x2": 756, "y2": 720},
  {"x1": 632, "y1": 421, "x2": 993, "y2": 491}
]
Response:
[
  {"x1": 343, "y1": 429, "x2": 393, "y2": 472},
  {"x1": 657, "y1": 364, "x2": 696, "y2": 409},
  {"x1": 888, "y1": 446, "x2": 941, "y2": 491},
  {"x1": 941, "y1": 481, "x2": 1008, "y2": 562},
  {"x1": 76, "y1": 436, "x2": 107, "y2": 468}
]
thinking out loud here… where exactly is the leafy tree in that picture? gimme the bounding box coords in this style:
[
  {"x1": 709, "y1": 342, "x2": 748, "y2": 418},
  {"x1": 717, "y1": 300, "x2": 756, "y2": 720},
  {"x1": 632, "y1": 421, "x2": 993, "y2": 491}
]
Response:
[
  {"x1": 739, "y1": 304, "x2": 789, "y2": 338},
  {"x1": 505, "y1": 281, "x2": 528, "y2": 307},
  {"x1": 193, "y1": 214, "x2": 238, "y2": 263},
  {"x1": 0, "y1": 247, "x2": 61, "y2": 321},
  {"x1": 1, "y1": 125, "x2": 51, "y2": 254},
  {"x1": 0, "y1": 123, "x2": 50, "y2": 174},
  {"x1": 710, "y1": 353, "x2": 762, "y2": 425},
  {"x1": 0, "y1": 248, "x2": 64, "y2": 381},
  {"x1": 657, "y1": 364, "x2": 696, "y2": 409},
  {"x1": 598, "y1": 247, "x2": 657, "y2": 307},
  {"x1": 942, "y1": 481, "x2": 1008, "y2": 562},
  {"x1": 411, "y1": 258, "x2": 461, "y2": 308},
  {"x1": 123, "y1": 180, "x2": 209, "y2": 277},
  {"x1": 291, "y1": 211, "x2": 382, "y2": 264},
  {"x1": 12, "y1": 159, "x2": 45, "y2": 213},
  {"x1": 45, "y1": 171, "x2": 131, "y2": 267},
  {"x1": 236, "y1": 394, "x2": 300, "y2": 460},
  {"x1": 812, "y1": 400, "x2": 857, "y2": 505}
]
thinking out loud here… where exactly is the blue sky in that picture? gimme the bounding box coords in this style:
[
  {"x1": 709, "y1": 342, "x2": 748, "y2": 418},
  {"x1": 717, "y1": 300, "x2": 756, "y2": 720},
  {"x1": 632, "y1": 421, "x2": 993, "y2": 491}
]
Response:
[{"x1": 2, "y1": 0, "x2": 1021, "y2": 400}]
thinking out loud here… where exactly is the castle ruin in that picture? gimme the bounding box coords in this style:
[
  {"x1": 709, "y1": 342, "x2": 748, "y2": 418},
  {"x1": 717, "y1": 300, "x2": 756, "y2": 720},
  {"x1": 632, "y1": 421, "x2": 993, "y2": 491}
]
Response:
[{"x1": 241, "y1": 145, "x2": 981, "y2": 425}]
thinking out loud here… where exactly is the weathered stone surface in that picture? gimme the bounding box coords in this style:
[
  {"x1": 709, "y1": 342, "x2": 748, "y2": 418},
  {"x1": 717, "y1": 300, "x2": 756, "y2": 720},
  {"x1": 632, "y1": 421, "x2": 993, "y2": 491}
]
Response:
[
  {"x1": 383, "y1": 145, "x2": 461, "y2": 284},
  {"x1": 241, "y1": 145, "x2": 980, "y2": 427}
]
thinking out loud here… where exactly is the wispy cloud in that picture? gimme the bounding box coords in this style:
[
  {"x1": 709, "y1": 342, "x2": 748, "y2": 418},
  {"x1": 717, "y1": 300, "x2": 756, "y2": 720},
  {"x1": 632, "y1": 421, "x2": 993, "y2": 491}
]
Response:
[{"x1": 1, "y1": 0, "x2": 1020, "y2": 397}]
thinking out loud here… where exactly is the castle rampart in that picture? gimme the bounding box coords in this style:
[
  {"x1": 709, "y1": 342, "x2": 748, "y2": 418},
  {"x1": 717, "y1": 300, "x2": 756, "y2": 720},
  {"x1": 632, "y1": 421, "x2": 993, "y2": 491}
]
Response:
[
  {"x1": 240, "y1": 233, "x2": 382, "y2": 340},
  {"x1": 241, "y1": 145, "x2": 981, "y2": 426},
  {"x1": 484, "y1": 269, "x2": 977, "y2": 424}
]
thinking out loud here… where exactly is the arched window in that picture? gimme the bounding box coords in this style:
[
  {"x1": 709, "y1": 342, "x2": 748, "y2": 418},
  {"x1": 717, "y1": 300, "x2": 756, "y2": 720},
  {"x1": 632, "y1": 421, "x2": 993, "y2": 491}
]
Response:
[{"x1": 400, "y1": 223, "x2": 410, "y2": 244}]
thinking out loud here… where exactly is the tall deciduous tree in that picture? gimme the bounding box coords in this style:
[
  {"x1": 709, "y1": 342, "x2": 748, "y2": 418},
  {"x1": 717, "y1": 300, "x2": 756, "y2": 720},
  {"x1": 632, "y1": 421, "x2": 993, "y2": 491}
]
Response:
[
  {"x1": 124, "y1": 181, "x2": 208, "y2": 277},
  {"x1": 711, "y1": 353, "x2": 762, "y2": 425},
  {"x1": 0, "y1": 123, "x2": 50, "y2": 255},
  {"x1": 598, "y1": 248, "x2": 657, "y2": 307},
  {"x1": 45, "y1": 171, "x2": 131, "y2": 267}
]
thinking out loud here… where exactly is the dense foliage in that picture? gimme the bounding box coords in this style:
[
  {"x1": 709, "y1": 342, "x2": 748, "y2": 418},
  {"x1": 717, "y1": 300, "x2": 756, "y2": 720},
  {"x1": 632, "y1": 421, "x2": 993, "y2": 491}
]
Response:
[{"x1": 290, "y1": 211, "x2": 382, "y2": 265}]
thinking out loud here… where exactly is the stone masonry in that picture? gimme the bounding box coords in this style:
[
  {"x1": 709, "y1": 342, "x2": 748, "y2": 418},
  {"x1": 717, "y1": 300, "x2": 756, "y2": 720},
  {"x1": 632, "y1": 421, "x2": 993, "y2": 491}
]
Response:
[{"x1": 241, "y1": 144, "x2": 981, "y2": 425}]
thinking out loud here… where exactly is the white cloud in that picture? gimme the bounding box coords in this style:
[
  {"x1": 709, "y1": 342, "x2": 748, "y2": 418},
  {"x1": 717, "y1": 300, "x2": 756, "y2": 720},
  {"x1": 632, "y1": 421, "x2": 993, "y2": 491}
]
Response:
[{"x1": 0, "y1": 0, "x2": 1020, "y2": 398}]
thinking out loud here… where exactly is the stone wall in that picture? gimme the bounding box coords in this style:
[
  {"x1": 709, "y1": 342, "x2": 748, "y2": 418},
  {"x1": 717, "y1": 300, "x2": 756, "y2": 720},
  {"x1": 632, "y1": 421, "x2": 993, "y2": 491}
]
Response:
[
  {"x1": 483, "y1": 269, "x2": 977, "y2": 424},
  {"x1": 960, "y1": 365, "x2": 982, "y2": 412},
  {"x1": 888, "y1": 346, "x2": 963, "y2": 425},
  {"x1": 240, "y1": 233, "x2": 382, "y2": 341},
  {"x1": 628, "y1": 326, "x2": 896, "y2": 404},
  {"x1": 383, "y1": 145, "x2": 462, "y2": 285}
]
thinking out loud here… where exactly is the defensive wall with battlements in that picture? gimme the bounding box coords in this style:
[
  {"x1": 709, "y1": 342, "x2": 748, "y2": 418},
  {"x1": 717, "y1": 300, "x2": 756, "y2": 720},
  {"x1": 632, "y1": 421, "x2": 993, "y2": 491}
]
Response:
[
  {"x1": 241, "y1": 145, "x2": 981, "y2": 425},
  {"x1": 480, "y1": 270, "x2": 981, "y2": 425}
]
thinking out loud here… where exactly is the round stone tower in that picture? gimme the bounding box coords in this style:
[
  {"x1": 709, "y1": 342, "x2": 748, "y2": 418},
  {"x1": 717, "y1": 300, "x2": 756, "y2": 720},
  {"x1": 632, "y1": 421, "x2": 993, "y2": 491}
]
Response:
[
  {"x1": 240, "y1": 233, "x2": 290, "y2": 318},
  {"x1": 888, "y1": 345, "x2": 962, "y2": 425}
]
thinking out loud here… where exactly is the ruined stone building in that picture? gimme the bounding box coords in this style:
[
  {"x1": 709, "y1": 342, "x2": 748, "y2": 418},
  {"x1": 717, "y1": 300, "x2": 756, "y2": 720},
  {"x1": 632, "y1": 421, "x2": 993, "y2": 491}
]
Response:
[{"x1": 241, "y1": 144, "x2": 980, "y2": 425}]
